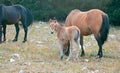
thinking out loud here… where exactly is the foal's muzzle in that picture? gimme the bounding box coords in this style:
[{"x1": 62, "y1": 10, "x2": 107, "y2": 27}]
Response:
[{"x1": 51, "y1": 32, "x2": 54, "y2": 34}]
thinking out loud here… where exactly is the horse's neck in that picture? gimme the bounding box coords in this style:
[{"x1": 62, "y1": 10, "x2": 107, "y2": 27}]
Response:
[
  {"x1": 55, "y1": 24, "x2": 68, "y2": 41},
  {"x1": 55, "y1": 23, "x2": 63, "y2": 33}
]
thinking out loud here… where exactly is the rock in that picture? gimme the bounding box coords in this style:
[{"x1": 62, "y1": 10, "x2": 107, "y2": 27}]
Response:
[
  {"x1": 35, "y1": 25, "x2": 40, "y2": 29},
  {"x1": 84, "y1": 59, "x2": 89, "y2": 62},
  {"x1": 91, "y1": 35, "x2": 95, "y2": 40},
  {"x1": 94, "y1": 69, "x2": 99, "y2": 73},
  {"x1": 36, "y1": 41, "x2": 43, "y2": 44},
  {"x1": 9, "y1": 58, "x2": 15, "y2": 63},
  {"x1": 85, "y1": 42, "x2": 91, "y2": 47},
  {"x1": 108, "y1": 34, "x2": 116, "y2": 40},
  {"x1": 19, "y1": 69, "x2": 24, "y2": 73},
  {"x1": 39, "y1": 21, "x2": 46, "y2": 24},
  {"x1": 82, "y1": 66, "x2": 88, "y2": 71},
  {"x1": 12, "y1": 53, "x2": 20, "y2": 59}
]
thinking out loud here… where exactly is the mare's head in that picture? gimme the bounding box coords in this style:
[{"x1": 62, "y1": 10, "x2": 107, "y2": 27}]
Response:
[{"x1": 49, "y1": 19, "x2": 58, "y2": 34}]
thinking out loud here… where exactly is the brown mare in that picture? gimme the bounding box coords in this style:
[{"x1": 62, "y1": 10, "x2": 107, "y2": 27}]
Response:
[
  {"x1": 49, "y1": 19, "x2": 81, "y2": 61},
  {"x1": 65, "y1": 9, "x2": 109, "y2": 58}
]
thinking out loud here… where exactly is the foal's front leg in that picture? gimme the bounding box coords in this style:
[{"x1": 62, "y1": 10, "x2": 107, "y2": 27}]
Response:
[
  {"x1": 75, "y1": 40, "x2": 80, "y2": 60},
  {"x1": 59, "y1": 44, "x2": 64, "y2": 60}
]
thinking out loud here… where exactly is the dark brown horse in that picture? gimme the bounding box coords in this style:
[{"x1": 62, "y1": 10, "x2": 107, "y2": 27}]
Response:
[
  {"x1": 0, "y1": 4, "x2": 34, "y2": 43},
  {"x1": 65, "y1": 9, "x2": 109, "y2": 58}
]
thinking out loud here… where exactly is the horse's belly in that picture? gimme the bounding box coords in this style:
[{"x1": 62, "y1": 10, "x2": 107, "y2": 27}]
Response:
[
  {"x1": 80, "y1": 28, "x2": 92, "y2": 36},
  {"x1": 7, "y1": 20, "x2": 18, "y2": 24}
]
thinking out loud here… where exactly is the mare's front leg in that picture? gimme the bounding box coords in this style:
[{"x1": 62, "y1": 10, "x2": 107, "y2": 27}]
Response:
[
  {"x1": 13, "y1": 23, "x2": 20, "y2": 42},
  {"x1": 80, "y1": 36, "x2": 85, "y2": 56},
  {"x1": 3, "y1": 25, "x2": 6, "y2": 42}
]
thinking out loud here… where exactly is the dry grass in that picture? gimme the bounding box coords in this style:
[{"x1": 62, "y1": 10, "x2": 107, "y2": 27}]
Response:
[{"x1": 0, "y1": 22, "x2": 120, "y2": 73}]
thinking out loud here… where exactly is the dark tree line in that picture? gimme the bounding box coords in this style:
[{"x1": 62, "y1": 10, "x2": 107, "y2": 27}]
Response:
[{"x1": 0, "y1": 0, "x2": 120, "y2": 26}]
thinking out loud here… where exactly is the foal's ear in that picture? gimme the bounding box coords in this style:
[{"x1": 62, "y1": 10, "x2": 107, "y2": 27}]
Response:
[
  {"x1": 54, "y1": 19, "x2": 58, "y2": 23},
  {"x1": 49, "y1": 19, "x2": 52, "y2": 22}
]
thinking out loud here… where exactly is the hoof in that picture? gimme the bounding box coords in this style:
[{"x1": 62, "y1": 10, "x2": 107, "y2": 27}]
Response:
[
  {"x1": 81, "y1": 53, "x2": 85, "y2": 57},
  {"x1": 22, "y1": 40, "x2": 27, "y2": 43},
  {"x1": 60, "y1": 55, "x2": 63, "y2": 60},
  {"x1": 13, "y1": 39, "x2": 17, "y2": 42},
  {"x1": 96, "y1": 55, "x2": 102, "y2": 59}
]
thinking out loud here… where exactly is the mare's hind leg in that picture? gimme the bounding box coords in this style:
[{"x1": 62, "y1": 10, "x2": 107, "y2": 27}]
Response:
[
  {"x1": 3, "y1": 25, "x2": 6, "y2": 42},
  {"x1": 13, "y1": 23, "x2": 20, "y2": 42},
  {"x1": 80, "y1": 36, "x2": 85, "y2": 56},
  {"x1": 95, "y1": 37, "x2": 103, "y2": 58}
]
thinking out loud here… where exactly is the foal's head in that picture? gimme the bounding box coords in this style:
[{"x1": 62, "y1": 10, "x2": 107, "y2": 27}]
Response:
[{"x1": 49, "y1": 19, "x2": 58, "y2": 34}]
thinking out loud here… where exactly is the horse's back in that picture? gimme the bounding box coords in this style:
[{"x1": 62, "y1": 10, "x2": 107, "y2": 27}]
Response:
[
  {"x1": 1, "y1": 5, "x2": 21, "y2": 24},
  {"x1": 65, "y1": 9, "x2": 106, "y2": 36},
  {"x1": 65, "y1": 9, "x2": 81, "y2": 26},
  {"x1": 1, "y1": 4, "x2": 33, "y2": 25}
]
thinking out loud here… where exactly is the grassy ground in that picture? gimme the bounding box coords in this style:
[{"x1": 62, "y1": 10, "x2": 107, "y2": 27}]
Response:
[{"x1": 0, "y1": 22, "x2": 120, "y2": 73}]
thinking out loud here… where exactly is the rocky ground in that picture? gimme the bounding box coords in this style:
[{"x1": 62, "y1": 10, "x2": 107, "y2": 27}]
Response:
[{"x1": 0, "y1": 22, "x2": 120, "y2": 73}]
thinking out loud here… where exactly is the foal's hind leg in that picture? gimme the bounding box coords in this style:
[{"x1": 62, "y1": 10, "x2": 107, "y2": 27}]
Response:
[
  {"x1": 13, "y1": 23, "x2": 20, "y2": 42},
  {"x1": 80, "y1": 36, "x2": 85, "y2": 57},
  {"x1": 66, "y1": 40, "x2": 73, "y2": 61},
  {"x1": 75, "y1": 39, "x2": 80, "y2": 60}
]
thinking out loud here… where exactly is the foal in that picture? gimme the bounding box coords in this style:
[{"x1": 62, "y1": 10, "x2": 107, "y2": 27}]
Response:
[{"x1": 49, "y1": 19, "x2": 81, "y2": 61}]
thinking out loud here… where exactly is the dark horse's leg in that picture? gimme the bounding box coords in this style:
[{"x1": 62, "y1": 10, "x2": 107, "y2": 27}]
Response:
[
  {"x1": 80, "y1": 36, "x2": 85, "y2": 56},
  {"x1": 0, "y1": 25, "x2": 2, "y2": 43},
  {"x1": 22, "y1": 21, "x2": 28, "y2": 43},
  {"x1": 13, "y1": 23, "x2": 20, "y2": 42},
  {"x1": 23, "y1": 26, "x2": 28, "y2": 43},
  {"x1": 3, "y1": 25, "x2": 6, "y2": 42},
  {"x1": 96, "y1": 37, "x2": 103, "y2": 58}
]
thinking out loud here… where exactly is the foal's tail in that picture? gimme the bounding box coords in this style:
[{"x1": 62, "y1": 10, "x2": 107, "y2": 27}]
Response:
[
  {"x1": 26, "y1": 8, "x2": 34, "y2": 26},
  {"x1": 99, "y1": 14, "x2": 109, "y2": 44}
]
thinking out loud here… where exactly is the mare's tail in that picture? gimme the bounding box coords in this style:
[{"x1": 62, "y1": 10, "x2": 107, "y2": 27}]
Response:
[{"x1": 99, "y1": 14, "x2": 109, "y2": 44}]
